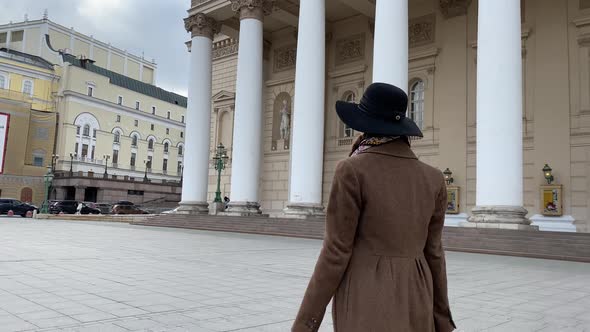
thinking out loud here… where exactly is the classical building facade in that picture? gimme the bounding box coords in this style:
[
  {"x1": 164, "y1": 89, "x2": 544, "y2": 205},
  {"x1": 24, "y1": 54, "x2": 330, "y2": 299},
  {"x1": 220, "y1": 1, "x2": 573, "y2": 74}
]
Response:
[
  {"x1": 0, "y1": 17, "x2": 187, "y2": 205},
  {"x1": 0, "y1": 48, "x2": 58, "y2": 204},
  {"x1": 181, "y1": 0, "x2": 590, "y2": 232}
]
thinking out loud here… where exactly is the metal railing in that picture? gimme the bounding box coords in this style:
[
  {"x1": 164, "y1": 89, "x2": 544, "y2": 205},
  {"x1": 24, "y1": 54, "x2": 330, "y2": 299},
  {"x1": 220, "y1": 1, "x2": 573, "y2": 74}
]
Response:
[{"x1": 53, "y1": 170, "x2": 182, "y2": 185}]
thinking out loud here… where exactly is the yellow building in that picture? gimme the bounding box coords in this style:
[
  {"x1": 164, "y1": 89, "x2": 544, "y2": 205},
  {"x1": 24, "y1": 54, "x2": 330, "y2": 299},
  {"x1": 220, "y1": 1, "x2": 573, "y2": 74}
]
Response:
[
  {"x1": 0, "y1": 16, "x2": 156, "y2": 84},
  {"x1": 0, "y1": 47, "x2": 58, "y2": 204},
  {"x1": 0, "y1": 17, "x2": 187, "y2": 206}
]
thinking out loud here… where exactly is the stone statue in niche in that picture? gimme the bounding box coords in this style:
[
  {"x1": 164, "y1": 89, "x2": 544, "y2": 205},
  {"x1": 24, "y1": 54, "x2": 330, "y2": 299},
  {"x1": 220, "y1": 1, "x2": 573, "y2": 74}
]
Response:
[
  {"x1": 279, "y1": 99, "x2": 291, "y2": 141},
  {"x1": 272, "y1": 92, "x2": 292, "y2": 151}
]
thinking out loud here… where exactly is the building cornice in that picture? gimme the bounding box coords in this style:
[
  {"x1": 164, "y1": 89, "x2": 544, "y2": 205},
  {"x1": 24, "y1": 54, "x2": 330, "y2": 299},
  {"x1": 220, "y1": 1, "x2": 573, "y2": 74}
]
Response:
[
  {"x1": 328, "y1": 64, "x2": 368, "y2": 79},
  {"x1": 0, "y1": 61, "x2": 58, "y2": 81},
  {"x1": 265, "y1": 77, "x2": 294, "y2": 87},
  {"x1": 0, "y1": 19, "x2": 156, "y2": 68},
  {"x1": 62, "y1": 91, "x2": 186, "y2": 129},
  {"x1": 573, "y1": 16, "x2": 590, "y2": 28},
  {"x1": 409, "y1": 47, "x2": 439, "y2": 62}
]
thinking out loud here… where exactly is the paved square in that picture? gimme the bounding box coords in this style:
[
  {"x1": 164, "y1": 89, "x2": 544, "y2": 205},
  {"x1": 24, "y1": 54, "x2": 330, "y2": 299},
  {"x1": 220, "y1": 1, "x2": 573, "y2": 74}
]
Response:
[{"x1": 1, "y1": 218, "x2": 590, "y2": 332}]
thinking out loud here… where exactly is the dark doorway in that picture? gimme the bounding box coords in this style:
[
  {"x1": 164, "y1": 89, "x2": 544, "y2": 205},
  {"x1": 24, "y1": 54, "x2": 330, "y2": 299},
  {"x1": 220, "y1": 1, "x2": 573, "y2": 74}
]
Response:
[
  {"x1": 20, "y1": 187, "x2": 33, "y2": 203},
  {"x1": 84, "y1": 187, "x2": 98, "y2": 202},
  {"x1": 65, "y1": 186, "x2": 75, "y2": 200}
]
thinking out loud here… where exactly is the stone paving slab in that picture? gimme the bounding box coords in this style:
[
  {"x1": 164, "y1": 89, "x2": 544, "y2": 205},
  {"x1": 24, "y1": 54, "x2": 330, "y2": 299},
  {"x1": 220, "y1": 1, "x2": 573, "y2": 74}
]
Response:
[{"x1": 1, "y1": 218, "x2": 590, "y2": 331}]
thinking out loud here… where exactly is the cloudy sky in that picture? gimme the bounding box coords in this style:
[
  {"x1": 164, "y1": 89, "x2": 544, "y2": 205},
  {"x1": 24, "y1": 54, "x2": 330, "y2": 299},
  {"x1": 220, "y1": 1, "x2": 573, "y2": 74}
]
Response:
[{"x1": 0, "y1": 0, "x2": 191, "y2": 96}]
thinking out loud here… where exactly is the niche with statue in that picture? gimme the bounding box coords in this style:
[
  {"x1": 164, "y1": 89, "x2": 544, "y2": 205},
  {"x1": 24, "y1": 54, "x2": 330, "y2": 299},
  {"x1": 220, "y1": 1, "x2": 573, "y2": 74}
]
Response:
[{"x1": 272, "y1": 92, "x2": 292, "y2": 151}]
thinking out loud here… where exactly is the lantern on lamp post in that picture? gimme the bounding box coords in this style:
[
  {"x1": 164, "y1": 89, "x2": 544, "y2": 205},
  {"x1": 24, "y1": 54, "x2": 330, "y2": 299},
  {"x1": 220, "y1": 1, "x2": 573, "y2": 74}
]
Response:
[
  {"x1": 443, "y1": 168, "x2": 454, "y2": 186},
  {"x1": 543, "y1": 164, "x2": 554, "y2": 185},
  {"x1": 213, "y1": 143, "x2": 229, "y2": 203}
]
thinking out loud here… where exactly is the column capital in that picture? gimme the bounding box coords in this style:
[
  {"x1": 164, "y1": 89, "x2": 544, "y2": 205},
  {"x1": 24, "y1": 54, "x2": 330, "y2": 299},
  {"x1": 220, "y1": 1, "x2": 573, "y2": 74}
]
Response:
[
  {"x1": 184, "y1": 13, "x2": 220, "y2": 39},
  {"x1": 439, "y1": 0, "x2": 472, "y2": 19},
  {"x1": 230, "y1": 0, "x2": 274, "y2": 21}
]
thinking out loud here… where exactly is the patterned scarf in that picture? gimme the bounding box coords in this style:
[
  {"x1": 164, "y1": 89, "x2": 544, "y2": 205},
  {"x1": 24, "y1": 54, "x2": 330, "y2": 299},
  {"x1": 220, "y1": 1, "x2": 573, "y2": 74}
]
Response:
[{"x1": 350, "y1": 135, "x2": 401, "y2": 156}]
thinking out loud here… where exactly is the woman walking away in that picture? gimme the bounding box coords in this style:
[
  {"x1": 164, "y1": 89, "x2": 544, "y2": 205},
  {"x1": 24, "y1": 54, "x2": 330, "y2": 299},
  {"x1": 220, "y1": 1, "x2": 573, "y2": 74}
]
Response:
[{"x1": 292, "y1": 83, "x2": 455, "y2": 332}]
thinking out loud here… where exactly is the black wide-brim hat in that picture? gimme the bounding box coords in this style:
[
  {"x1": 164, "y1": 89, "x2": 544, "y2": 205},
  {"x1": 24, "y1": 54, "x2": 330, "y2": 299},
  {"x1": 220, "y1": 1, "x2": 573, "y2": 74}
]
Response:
[{"x1": 336, "y1": 82, "x2": 423, "y2": 138}]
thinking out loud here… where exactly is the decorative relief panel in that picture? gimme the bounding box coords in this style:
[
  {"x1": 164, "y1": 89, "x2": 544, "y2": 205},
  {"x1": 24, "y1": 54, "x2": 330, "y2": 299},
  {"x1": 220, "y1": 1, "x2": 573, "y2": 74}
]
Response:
[
  {"x1": 409, "y1": 14, "x2": 436, "y2": 48},
  {"x1": 439, "y1": 0, "x2": 472, "y2": 19},
  {"x1": 213, "y1": 39, "x2": 239, "y2": 60},
  {"x1": 335, "y1": 34, "x2": 365, "y2": 66},
  {"x1": 273, "y1": 45, "x2": 297, "y2": 72}
]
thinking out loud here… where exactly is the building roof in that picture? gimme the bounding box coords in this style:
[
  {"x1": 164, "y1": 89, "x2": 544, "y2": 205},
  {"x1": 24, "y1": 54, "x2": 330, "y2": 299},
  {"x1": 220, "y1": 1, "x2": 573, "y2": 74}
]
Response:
[
  {"x1": 0, "y1": 47, "x2": 54, "y2": 70},
  {"x1": 61, "y1": 53, "x2": 187, "y2": 108}
]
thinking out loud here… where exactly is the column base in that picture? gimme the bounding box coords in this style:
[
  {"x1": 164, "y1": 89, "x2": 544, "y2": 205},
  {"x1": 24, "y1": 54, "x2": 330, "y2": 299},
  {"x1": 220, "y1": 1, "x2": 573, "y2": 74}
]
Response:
[
  {"x1": 175, "y1": 201, "x2": 209, "y2": 215},
  {"x1": 208, "y1": 202, "x2": 225, "y2": 215},
  {"x1": 444, "y1": 213, "x2": 469, "y2": 227},
  {"x1": 529, "y1": 214, "x2": 577, "y2": 233},
  {"x1": 223, "y1": 201, "x2": 262, "y2": 216},
  {"x1": 284, "y1": 203, "x2": 325, "y2": 219},
  {"x1": 464, "y1": 205, "x2": 539, "y2": 231}
]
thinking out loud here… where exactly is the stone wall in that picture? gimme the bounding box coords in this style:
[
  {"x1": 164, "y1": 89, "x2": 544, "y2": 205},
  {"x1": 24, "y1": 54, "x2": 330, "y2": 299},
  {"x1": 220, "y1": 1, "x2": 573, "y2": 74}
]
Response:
[{"x1": 202, "y1": 0, "x2": 590, "y2": 231}]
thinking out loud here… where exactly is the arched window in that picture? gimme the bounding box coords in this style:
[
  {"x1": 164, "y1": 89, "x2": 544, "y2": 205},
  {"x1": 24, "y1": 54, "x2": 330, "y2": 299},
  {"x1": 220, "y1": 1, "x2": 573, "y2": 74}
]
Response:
[
  {"x1": 178, "y1": 145, "x2": 183, "y2": 156},
  {"x1": 148, "y1": 139, "x2": 154, "y2": 150},
  {"x1": 340, "y1": 92, "x2": 355, "y2": 138},
  {"x1": 409, "y1": 80, "x2": 425, "y2": 129},
  {"x1": 83, "y1": 124, "x2": 90, "y2": 137},
  {"x1": 113, "y1": 131, "x2": 120, "y2": 143},
  {"x1": 131, "y1": 135, "x2": 138, "y2": 147},
  {"x1": 164, "y1": 142, "x2": 169, "y2": 153},
  {"x1": 22, "y1": 80, "x2": 33, "y2": 95}
]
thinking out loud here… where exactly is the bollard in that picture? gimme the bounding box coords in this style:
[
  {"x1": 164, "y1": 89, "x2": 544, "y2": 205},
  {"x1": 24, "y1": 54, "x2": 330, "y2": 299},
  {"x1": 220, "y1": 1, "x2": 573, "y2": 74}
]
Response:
[
  {"x1": 7, "y1": 210, "x2": 14, "y2": 217},
  {"x1": 33, "y1": 209, "x2": 37, "y2": 218}
]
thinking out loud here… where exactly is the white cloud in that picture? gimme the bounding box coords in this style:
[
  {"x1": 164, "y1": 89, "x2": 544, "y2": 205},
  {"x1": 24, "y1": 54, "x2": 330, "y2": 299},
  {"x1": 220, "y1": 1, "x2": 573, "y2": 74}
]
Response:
[{"x1": 0, "y1": 0, "x2": 190, "y2": 96}]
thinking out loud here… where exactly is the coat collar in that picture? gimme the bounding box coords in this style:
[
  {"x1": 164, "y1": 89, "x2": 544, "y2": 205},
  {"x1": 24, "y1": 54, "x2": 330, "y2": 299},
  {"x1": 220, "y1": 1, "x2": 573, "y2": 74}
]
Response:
[{"x1": 361, "y1": 139, "x2": 418, "y2": 159}]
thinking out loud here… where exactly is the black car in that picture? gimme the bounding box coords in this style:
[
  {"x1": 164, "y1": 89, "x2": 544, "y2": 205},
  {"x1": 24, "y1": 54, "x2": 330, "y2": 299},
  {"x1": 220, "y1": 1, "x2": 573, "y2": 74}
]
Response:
[
  {"x1": 95, "y1": 203, "x2": 113, "y2": 215},
  {"x1": 0, "y1": 199, "x2": 38, "y2": 217},
  {"x1": 114, "y1": 200, "x2": 134, "y2": 206},
  {"x1": 49, "y1": 201, "x2": 100, "y2": 215}
]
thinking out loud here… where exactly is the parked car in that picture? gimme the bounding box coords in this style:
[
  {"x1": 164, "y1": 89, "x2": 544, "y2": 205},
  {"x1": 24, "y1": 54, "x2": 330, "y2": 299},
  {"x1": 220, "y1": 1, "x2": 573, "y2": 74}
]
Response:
[
  {"x1": 95, "y1": 203, "x2": 113, "y2": 215},
  {"x1": 83, "y1": 202, "x2": 97, "y2": 209},
  {"x1": 114, "y1": 200, "x2": 134, "y2": 206},
  {"x1": 49, "y1": 201, "x2": 100, "y2": 215},
  {"x1": 0, "y1": 199, "x2": 38, "y2": 216},
  {"x1": 111, "y1": 204, "x2": 149, "y2": 215}
]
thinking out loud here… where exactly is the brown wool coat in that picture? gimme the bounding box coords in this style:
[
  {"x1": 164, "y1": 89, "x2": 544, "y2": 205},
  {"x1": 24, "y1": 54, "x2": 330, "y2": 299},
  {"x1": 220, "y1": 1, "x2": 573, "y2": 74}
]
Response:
[{"x1": 292, "y1": 139, "x2": 456, "y2": 332}]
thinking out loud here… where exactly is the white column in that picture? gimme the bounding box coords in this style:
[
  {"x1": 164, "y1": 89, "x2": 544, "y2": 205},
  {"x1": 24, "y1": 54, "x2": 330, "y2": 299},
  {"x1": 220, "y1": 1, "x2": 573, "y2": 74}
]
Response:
[
  {"x1": 372, "y1": 0, "x2": 408, "y2": 91},
  {"x1": 226, "y1": 1, "x2": 271, "y2": 215},
  {"x1": 177, "y1": 13, "x2": 219, "y2": 214},
  {"x1": 285, "y1": 0, "x2": 326, "y2": 217},
  {"x1": 468, "y1": 0, "x2": 534, "y2": 229}
]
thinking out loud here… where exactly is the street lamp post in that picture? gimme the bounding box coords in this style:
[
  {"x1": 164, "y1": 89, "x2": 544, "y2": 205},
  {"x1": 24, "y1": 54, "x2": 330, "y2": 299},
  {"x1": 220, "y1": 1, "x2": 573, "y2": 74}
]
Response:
[
  {"x1": 103, "y1": 154, "x2": 110, "y2": 178},
  {"x1": 69, "y1": 153, "x2": 76, "y2": 176},
  {"x1": 213, "y1": 143, "x2": 229, "y2": 203},
  {"x1": 143, "y1": 159, "x2": 150, "y2": 182},
  {"x1": 41, "y1": 166, "x2": 54, "y2": 214}
]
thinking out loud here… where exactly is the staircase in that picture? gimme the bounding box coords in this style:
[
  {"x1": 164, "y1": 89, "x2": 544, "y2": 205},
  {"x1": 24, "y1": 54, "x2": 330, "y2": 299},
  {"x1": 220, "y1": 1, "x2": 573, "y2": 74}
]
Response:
[{"x1": 132, "y1": 215, "x2": 590, "y2": 263}]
